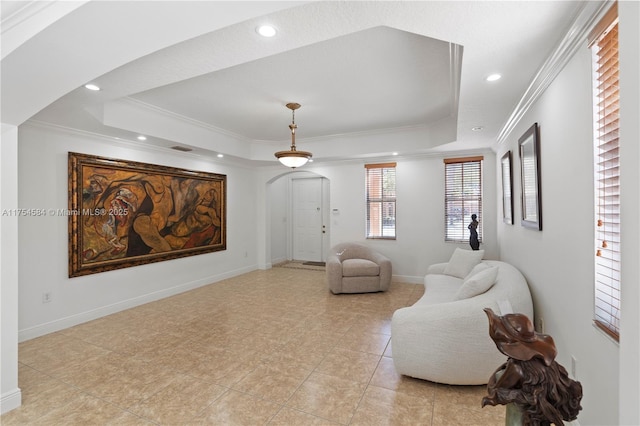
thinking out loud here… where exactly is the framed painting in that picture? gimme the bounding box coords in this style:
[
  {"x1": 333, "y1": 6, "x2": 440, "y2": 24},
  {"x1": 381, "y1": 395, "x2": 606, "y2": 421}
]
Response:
[
  {"x1": 501, "y1": 151, "x2": 514, "y2": 225},
  {"x1": 518, "y1": 123, "x2": 542, "y2": 230},
  {"x1": 68, "y1": 152, "x2": 226, "y2": 277}
]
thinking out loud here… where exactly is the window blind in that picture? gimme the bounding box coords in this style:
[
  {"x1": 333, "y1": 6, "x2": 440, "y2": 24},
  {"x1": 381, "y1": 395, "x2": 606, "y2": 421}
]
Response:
[
  {"x1": 444, "y1": 157, "x2": 483, "y2": 242},
  {"x1": 365, "y1": 163, "x2": 396, "y2": 239},
  {"x1": 591, "y1": 4, "x2": 620, "y2": 340}
]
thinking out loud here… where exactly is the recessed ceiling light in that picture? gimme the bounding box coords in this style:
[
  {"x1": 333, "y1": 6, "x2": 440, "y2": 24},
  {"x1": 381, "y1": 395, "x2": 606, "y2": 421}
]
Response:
[
  {"x1": 217, "y1": 154, "x2": 224, "y2": 158},
  {"x1": 392, "y1": 152, "x2": 399, "y2": 156},
  {"x1": 137, "y1": 135, "x2": 147, "y2": 141},
  {"x1": 486, "y1": 74, "x2": 502, "y2": 82},
  {"x1": 472, "y1": 126, "x2": 484, "y2": 132},
  {"x1": 84, "y1": 83, "x2": 100, "y2": 91},
  {"x1": 256, "y1": 25, "x2": 277, "y2": 37}
]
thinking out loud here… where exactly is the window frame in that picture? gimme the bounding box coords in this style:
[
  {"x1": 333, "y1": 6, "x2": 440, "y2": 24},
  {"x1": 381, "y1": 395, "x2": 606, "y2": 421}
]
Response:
[
  {"x1": 589, "y1": 2, "x2": 620, "y2": 341},
  {"x1": 365, "y1": 162, "x2": 396, "y2": 240},
  {"x1": 444, "y1": 156, "x2": 483, "y2": 244}
]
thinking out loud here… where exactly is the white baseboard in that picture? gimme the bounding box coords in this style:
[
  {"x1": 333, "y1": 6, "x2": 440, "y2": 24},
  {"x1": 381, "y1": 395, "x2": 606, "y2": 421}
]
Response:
[
  {"x1": 18, "y1": 265, "x2": 256, "y2": 342},
  {"x1": 1, "y1": 388, "x2": 22, "y2": 415},
  {"x1": 270, "y1": 257, "x2": 287, "y2": 266},
  {"x1": 392, "y1": 274, "x2": 423, "y2": 284}
]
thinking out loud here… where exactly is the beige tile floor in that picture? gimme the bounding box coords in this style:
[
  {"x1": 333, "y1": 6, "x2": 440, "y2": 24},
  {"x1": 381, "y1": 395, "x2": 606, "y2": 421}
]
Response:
[{"x1": 2, "y1": 267, "x2": 505, "y2": 425}]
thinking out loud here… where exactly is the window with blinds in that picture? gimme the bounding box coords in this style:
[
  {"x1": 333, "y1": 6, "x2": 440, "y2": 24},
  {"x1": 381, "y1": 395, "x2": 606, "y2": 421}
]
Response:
[
  {"x1": 365, "y1": 163, "x2": 396, "y2": 239},
  {"x1": 444, "y1": 157, "x2": 483, "y2": 242},
  {"x1": 590, "y1": 2, "x2": 620, "y2": 340}
]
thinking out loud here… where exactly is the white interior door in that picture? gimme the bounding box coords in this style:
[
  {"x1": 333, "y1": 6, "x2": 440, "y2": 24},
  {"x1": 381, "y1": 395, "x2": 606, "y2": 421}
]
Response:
[{"x1": 292, "y1": 178, "x2": 323, "y2": 262}]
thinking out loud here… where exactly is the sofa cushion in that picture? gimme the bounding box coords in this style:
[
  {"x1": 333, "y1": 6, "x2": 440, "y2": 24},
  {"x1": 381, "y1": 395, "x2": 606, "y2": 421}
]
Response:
[
  {"x1": 443, "y1": 248, "x2": 485, "y2": 279},
  {"x1": 343, "y1": 259, "x2": 380, "y2": 277},
  {"x1": 415, "y1": 274, "x2": 462, "y2": 306},
  {"x1": 455, "y1": 265, "x2": 499, "y2": 300},
  {"x1": 465, "y1": 261, "x2": 491, "y2": 279}
]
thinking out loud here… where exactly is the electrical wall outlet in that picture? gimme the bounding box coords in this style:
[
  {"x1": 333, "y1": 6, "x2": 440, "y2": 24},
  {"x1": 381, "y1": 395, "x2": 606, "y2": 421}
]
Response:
[
  {"x1": 536, "y1": 317, "x2": 545, "y2": 333},
  {"x1": 42, "y1": 292, "x2": 52, "y2": 303},
  {"x1": 571, "y1": 355, "x2": 577, "y2": 378}
]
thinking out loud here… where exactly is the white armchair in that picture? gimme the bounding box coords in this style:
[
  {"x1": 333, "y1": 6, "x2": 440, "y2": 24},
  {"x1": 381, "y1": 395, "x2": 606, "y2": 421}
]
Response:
[{"x1": 326, "y1": 242, "x2": 392, "y2": 294}]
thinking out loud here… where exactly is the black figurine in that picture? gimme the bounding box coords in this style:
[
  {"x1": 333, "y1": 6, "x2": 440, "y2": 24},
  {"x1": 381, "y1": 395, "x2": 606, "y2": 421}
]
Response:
[{"x1": 468, "y1": 214, "x2": 480, "y2": 250}]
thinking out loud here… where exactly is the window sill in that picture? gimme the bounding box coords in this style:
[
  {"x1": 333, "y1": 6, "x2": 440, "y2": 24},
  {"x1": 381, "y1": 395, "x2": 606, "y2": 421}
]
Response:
[{"x1": 593, "y1": 320, "x2": 620, "y2": 345}]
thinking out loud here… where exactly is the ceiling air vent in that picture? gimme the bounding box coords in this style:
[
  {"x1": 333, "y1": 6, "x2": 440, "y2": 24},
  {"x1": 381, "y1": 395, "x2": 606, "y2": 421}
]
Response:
[{"x1": 170, "y1": 145, "x2": 193, "y2": 152}]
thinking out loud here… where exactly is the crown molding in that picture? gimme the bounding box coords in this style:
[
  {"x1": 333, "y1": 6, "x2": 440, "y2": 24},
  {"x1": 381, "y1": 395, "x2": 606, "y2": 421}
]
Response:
[
  {"x1": 496, "y1": 0, "x2": 611, "y2": 145},
  {"x1": 121, "y1": 96, "x2": 454, "y2": 147},
  {"x1": 1, "y1": 1, "x2": 88, "y2": 60},
  {"x1": 23, "y1": 119, "x2": 257, "y2": 169},
  {"x1": 118, "y1": 97, "x2": 255, "y2": 144},
  {"x1": 25, "y1": 119, "x2": 174, "y2": 151},
  {"x1": 1, "y1": 1, "x2": 53, "y2": 33}
]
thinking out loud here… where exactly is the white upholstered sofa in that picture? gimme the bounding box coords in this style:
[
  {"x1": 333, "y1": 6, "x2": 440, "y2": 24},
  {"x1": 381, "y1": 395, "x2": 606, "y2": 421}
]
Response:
[
  {"x1": 391, "y1": 248, "x2": 533, "y2": 385},
  {"x1": 326, "y1": 242, "x2": 392, "y2": 294}
]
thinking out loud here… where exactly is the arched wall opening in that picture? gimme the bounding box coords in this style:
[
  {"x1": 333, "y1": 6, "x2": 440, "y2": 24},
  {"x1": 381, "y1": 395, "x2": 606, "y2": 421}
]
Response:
[{"x1": 262, "y1": 169, "x2": 330, "y2": 268}]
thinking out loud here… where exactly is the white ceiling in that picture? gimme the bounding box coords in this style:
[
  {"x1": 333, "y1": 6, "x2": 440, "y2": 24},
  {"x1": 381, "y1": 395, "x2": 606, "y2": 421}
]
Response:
[
  {"x1": 131, "y1": 26, "x2": 456, "y2": 142},
  {"x1": 2, "y1": 1, "x2": 586, "y2": 166}
]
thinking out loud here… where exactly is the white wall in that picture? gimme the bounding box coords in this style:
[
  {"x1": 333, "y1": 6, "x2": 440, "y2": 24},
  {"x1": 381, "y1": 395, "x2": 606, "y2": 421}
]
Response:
[
  {"x1": 618, "y1": 1, "x2": 640, "y2": 423},
  {"x1": 265, "y1": 153, "x2": 497, "y2": 282},
  {"x1": 495, "y1": 42, "x2": 618, "y2": 425},
  {"x1": 17, "y1": 123, "x2": 259, "y2": 341},
  {"x1": 269, "y1": 176, "x2": 289, "y2": 264}
]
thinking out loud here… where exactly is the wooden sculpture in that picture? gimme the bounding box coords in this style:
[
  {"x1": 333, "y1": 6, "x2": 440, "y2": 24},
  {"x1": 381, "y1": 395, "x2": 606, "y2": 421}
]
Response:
[{"x1": 482, "y1": 308, "x2": 582, "y2": 426}]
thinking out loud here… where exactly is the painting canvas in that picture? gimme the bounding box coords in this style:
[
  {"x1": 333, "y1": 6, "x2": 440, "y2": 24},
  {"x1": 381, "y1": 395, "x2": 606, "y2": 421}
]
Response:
[
  {"x1": 69, "y1": 152, "x2": 226, "y2": 277},
  {"x1": 518, "y1": 123, "x2": 542, "y2": 230}
]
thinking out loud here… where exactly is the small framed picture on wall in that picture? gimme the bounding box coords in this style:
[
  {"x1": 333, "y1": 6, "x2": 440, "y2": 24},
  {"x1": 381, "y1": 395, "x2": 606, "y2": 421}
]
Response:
[
  {"x1": 501, "y1": 151, "x2": 514, "y2": 225},
  {"x1": 518, "y1": 123, "x2": 542, "y2": 230}
]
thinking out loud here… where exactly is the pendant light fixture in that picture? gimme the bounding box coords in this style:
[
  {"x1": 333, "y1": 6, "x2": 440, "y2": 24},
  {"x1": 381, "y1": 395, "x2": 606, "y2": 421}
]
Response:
[{"x1": 275, "y1": 102, "x2": 312, "y2": 168}]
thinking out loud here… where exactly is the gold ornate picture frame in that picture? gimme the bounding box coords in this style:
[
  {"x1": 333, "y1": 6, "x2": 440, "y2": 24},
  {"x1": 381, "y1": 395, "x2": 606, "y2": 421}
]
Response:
[{"x1": 68, "y1": 152, "x2": 226, "y2": 277}]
